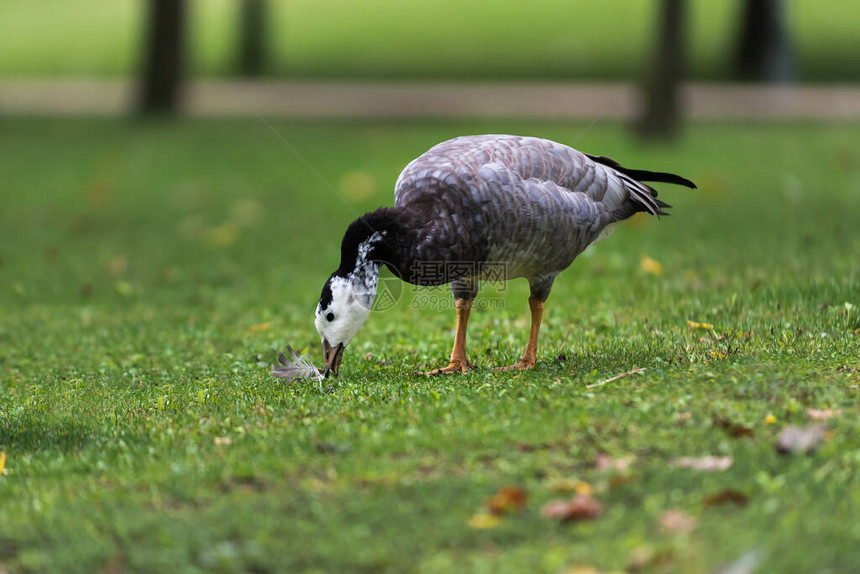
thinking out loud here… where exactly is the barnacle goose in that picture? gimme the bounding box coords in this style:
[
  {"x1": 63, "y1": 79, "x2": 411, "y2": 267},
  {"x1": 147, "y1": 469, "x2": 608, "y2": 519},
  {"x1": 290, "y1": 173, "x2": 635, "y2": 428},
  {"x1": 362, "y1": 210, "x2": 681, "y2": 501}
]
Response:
[{"x1": 314, "y1": 135, "x2": 695, "y2": 376}]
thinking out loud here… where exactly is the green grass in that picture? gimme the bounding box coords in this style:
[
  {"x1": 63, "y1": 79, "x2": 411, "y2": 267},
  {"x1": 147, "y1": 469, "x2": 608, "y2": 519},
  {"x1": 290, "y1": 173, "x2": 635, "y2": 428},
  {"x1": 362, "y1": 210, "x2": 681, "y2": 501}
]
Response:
[
  {"x1": 1, "y1": 0, "x2": 860, "y2": 81},
  {"x1": 1, "y1": 118, "x2": 859, "y2": 573}
]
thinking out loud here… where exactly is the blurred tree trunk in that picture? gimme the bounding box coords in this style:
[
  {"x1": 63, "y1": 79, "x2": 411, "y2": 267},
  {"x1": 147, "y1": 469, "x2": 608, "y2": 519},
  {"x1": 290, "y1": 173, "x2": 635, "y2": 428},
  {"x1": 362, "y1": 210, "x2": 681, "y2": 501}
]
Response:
[
  {"x1": 238, "y1": 0, "x2": 268, "y2": 76},
  {"x1": 636, "y1": 0, "x2": 686, "y2": 141},
  {"x1": 137, "y1": 0, "x2": 186, "y2": 115},
  {"x1": 734, "y1": 0, "x2": 794, "y2": 82}
]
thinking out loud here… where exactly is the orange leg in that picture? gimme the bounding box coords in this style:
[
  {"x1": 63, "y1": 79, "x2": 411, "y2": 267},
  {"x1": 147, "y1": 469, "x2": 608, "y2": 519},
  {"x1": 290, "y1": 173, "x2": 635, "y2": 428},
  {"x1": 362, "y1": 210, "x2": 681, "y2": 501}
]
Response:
[
  {"x1": 495, "y1": 298, "x2": 544, "y2": 371},
  {"x1": 417, "y1": 299, "x2": 475, "y2": 375}
]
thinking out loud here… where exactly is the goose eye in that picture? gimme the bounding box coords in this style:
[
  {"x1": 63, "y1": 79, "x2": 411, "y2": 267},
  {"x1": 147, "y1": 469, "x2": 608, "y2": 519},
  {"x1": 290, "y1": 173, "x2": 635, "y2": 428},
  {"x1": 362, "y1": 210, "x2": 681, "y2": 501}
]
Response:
[{"x1": 326, "y1": 312, "x2": 335, "y2": 322}]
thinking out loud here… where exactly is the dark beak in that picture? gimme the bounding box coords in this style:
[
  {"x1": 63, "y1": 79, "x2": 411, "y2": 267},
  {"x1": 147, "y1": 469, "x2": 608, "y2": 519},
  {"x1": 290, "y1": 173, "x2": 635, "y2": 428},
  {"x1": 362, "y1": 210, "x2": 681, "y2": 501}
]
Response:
[{"x1": 322, "y1": 339, "x2": 345, "y2": 378}]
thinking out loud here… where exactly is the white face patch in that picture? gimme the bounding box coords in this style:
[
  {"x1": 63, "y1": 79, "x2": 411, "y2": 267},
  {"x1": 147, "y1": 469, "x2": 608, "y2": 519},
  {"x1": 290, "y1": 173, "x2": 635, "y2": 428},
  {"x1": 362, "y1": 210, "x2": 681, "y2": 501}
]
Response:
[
  {"x1": 315, "y1": 276, "x2": 376, "y2": 348},
  {"x1": 314, "y1": 232, "x2": 386, "y2": 349}
]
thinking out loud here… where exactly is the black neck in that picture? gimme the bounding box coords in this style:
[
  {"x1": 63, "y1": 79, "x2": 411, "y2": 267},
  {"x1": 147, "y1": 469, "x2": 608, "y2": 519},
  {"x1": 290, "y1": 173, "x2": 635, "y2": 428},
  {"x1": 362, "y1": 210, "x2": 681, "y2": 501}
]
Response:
[{"x1": 336, "y1": 207, "x2": 415, "y2": 278}]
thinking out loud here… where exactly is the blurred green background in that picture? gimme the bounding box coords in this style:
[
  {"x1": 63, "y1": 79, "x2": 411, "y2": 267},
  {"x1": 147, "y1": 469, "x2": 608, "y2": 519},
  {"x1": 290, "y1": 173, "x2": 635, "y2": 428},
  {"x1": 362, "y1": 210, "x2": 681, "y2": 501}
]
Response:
[
  {"x1": 1, "y1": 1, "x2": 859, "y2": 573},
  {"x1": 0, "y1": 0, "x2": 858, "y2": 81}
]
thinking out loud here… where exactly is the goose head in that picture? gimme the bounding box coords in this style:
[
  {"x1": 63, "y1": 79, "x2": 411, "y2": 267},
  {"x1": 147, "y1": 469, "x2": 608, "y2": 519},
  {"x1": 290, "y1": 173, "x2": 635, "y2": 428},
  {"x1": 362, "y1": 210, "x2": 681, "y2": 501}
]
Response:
[
  {"x1": 314, "y1": 219, "x2": 393, "y2": 377},
  {"x1": 314, "y1": 271, "x2": 378, "y2": 377}
]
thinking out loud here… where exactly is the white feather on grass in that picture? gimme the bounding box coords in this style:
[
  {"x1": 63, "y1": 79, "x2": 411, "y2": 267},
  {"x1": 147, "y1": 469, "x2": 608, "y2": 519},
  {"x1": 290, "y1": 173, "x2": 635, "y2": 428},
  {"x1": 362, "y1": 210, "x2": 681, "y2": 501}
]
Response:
[{"x1": 270, "y1": 345, "x2": 323, "y2": 384}]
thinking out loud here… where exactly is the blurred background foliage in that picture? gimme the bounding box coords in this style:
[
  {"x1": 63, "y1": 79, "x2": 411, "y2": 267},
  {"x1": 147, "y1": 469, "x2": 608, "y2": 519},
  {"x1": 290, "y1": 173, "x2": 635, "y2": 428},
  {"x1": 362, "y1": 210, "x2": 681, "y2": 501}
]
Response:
[{"x1": 0, "y1": 0, "x2": 857, "y2": 82}]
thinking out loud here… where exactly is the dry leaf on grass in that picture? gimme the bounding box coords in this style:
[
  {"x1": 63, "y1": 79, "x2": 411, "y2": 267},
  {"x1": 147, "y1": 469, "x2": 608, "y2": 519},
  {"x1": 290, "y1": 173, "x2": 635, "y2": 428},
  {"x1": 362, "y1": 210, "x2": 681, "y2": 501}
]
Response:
[
  {"x1": 703, "y1": 490, "x2": 749, "y2": 508},
  {"x1": 607, "y1": 473, "x2": 634, "y2": 489},
  {"x1": 627, "y1": 546, "x2": 674, "y2": 571},
  {"x1": 486, "y1": 486, "x2": 528, "y2": 515},
  {"x1": 546, "y1": 478, "x2": 576, "y2": 492},
  {"x1": 541, "y1": 494, "x2": 603, "y2": 522},
  {"x1": 713, "y1": 416, "x2": 755, "y2": 438},
  {"x1": 776, "y1": 424, "x2": 827, "y2": 455},
  {"x1": 595, "y1": 453, "x2": 635, "y2": 473},
  {"x1": 670, "y1": 455, "x2": 733, "y2": 471},
  {"x1": 248, "y1": 322, "x2": 271, "y2": 333},
  {"x1": 467, "y1": 513, "x2": 500, "y2": 529},
  {"x1": 658, "y1": 509, "x2": 698, "y2": 533},
  {"x1": 641, "y1": 255, "x2": 663, "y2": 276},
  {"x1": 546, "y1": 479, "x2": 593, "y2": 495},
  {"x1": 806, "y1": 408, "x2": 842, "y2": 421},
  {"x1": 574, "y1": 481, "x2": 594, "y2": 495}
]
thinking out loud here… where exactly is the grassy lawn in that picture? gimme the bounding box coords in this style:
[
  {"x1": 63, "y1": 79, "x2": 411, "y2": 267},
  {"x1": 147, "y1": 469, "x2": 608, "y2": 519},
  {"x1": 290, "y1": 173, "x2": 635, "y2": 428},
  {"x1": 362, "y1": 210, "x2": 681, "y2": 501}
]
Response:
[
  {"x1": 1, "y1": 118, "x2": 859, "y2": 573},
  {"x1": 1, "y1": 0, "x2": 859, "y2": 81}
]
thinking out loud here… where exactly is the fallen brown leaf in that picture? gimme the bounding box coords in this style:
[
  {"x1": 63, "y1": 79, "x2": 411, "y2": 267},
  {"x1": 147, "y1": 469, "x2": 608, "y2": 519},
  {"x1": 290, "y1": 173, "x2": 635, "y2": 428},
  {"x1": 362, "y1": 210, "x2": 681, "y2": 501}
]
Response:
[
  {"x1": 547, "y1": 478, "x2": 594, "y2": 494},
  {"x1": 595, "y1": 453, "x2": 635, "y2": 472},
  {"x1": 541, "y1": 493, "x2": 603, "y2": 522},
  {"x1": 670, "y1": 455, "x2": 733, "y2": 471},
  {"x1": 703, "y1": 489, "x2": 749, "y2": 508},
  {"x1": 806, "y1": 408, "x2": 842, "y2": 421},
  {"x1": 628, "y1": 546, "x2": 674, "y2": 572},
  {"x1": 486, "y1": 486, "x2": 528, "y2": 515},
  {"x1": 608, "y1": 474, "x2": 634, "y2": 489},
  {"x1": 713, "y1": 416, "x2": 755, "y2": 439},
  {"x1": 776, "y1": 424, "x2": 827, "y2": 455},
  {"x1": 627, "y1": 546, "x2": 654, "y2": 571},
  {"x1": 658, "y1": 509, "x2": 698, "y2": 533}
]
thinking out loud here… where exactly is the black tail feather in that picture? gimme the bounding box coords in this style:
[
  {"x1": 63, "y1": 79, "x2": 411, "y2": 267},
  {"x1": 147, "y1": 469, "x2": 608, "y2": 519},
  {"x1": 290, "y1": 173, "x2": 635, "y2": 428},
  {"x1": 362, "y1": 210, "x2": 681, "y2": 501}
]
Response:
[
  {"x1": 585, "y1": 153, "x2": 697, "y2": 189},
  {"x1": 624, "y1": 168, "x2": 696, "y2": 189}
]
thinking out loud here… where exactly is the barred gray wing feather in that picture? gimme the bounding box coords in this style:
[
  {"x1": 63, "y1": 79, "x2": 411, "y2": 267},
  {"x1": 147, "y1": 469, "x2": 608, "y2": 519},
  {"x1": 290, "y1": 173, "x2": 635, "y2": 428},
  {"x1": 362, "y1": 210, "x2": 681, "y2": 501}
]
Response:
[
  {"x1": 394, "y1": 134, "x2": 667, "y2": 219},
  {"x1": 391, "y1": 134, "x2": 691, "y2": 286},
  {"x1": 465, "y1": 163, "x2": 615, "y2": 277}
]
